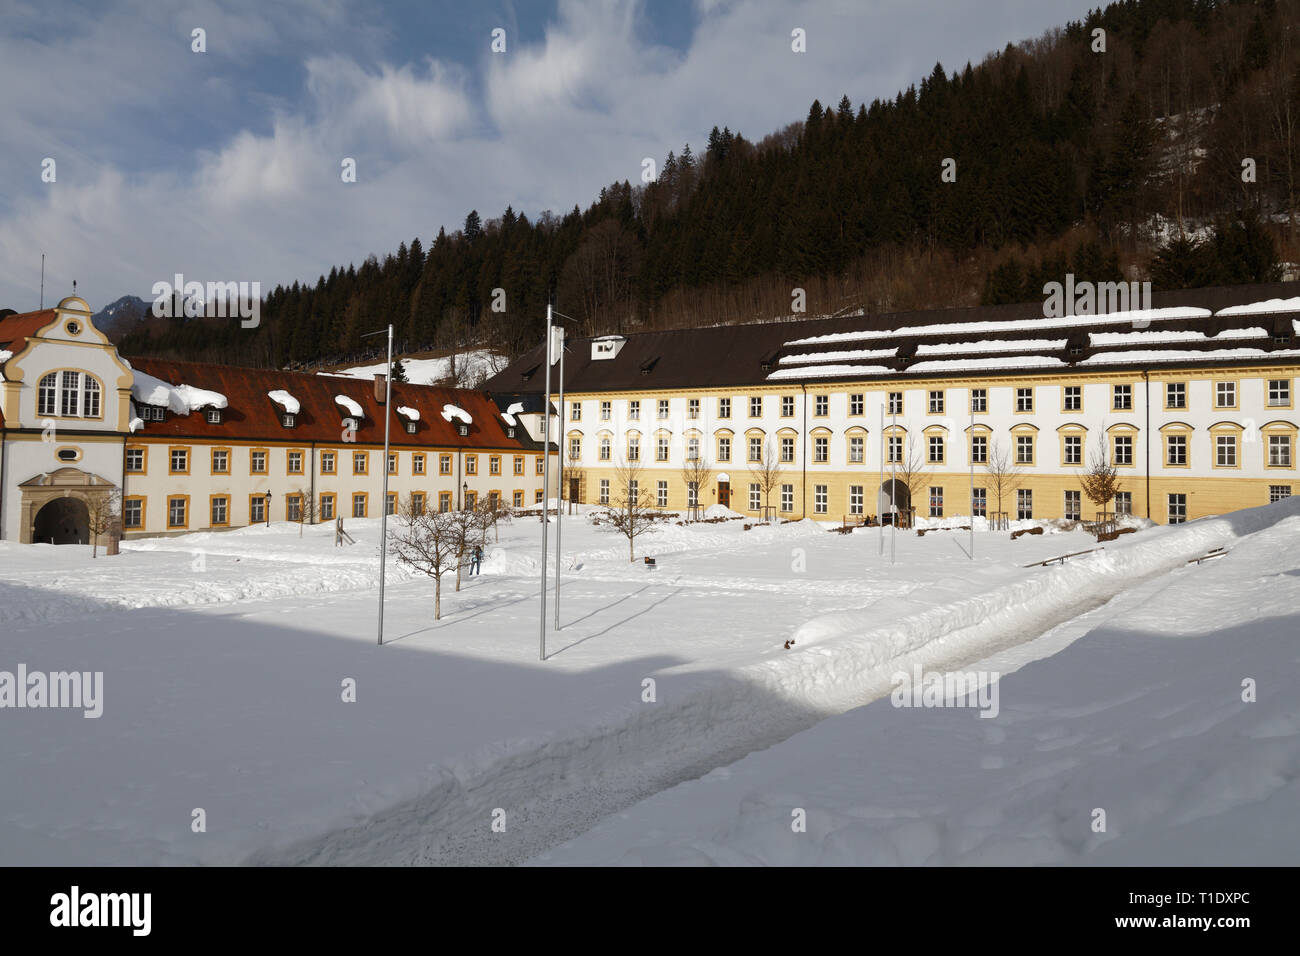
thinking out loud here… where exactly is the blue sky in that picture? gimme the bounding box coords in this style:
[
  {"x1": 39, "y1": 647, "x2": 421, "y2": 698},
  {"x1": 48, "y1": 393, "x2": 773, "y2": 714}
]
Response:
[{"x1": 0, "y1": 0, "x2": 1088, "y2": 310}]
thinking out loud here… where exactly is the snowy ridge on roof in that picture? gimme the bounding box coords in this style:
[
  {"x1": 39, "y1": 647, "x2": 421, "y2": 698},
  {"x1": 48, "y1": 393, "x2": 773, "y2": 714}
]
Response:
[
  {"x1": 267, "y1": 390, "x2": 300, "y2": 414},
  {"x1": 334, "y1": 394, "x2": 364, "y2": 418},
  {"x1": 914, "y1": 338, "x2": 1066, "y2": 355},
  {"x1": 766, "y1": 364, "x2": 894, "y2": 380},
  {"x1": 1089, "y1": 327, "x2": 1267, "y2": 346},
  {"x1": 441, "y1": 403, "x2": 472, "y2": 424},
  {"x1": 778, "y1": 347, "x2": 898, "y2": 365},
  {"x1": 396, "y1": 405, "x2": 420, "y2": 421},
  {"x1": 132, "y1": 370, "x2": 228, "y2": 414},
  {"x1": 1216, "y1": 297, "x2": 1300, "y2": 317},
  {"x1": 1082, "y1": 347, "x2": 1300, "y2": 365},
  {"x1": 501, "y1": 401, "x2": 525, "y2": 427},
  {"x1": 908, "y1": 355, "x2": 1066, "y2": 373},
  {"x1": 784, "y1": 307, "x2": 1212, "y2": 348}
]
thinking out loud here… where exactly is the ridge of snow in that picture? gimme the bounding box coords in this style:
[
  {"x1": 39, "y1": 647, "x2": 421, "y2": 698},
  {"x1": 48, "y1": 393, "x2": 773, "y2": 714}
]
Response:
[
  {"x1": 267, "y1": 389, "x2": 300, "y2": 414},
  {"x1": 334, "y1": 394, "x2": 363, "y2": 418},
  {"x1": 1217, "y1": 297, "x2": 1300, "y2": 317},
  {"x1": 441, "y1": 403, "x2": 472, "y2": 424},
  {"x1": 132, "y1": 371, "x2": 228, "y2": 414},
  {"x1": 396, "y1": 405, "x2": 420, "y2": 421}
]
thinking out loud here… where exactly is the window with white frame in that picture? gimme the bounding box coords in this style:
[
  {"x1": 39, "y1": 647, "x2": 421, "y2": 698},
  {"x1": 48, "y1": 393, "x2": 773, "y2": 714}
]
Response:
[
  {"x1": 657, "y1": 399, "x2": 670, "y2": 419},
  {"x1": 888, "y1": 435, "x2": 902, "y2": 463},
  {"x1": 629, "y1": 400, "x2": 641, "y2": 420},
  {"x1": 971, "y1": 487, "x2": 987, "y2": 517},
  {"x1": 1064, "y1": 434, "x2": 1082, "y2": 465},
  {"x1": 1016, "y1": 435, "x2": 1034, "y2": 464},
  {"x1": 571, "y1": 404, "x2": 581, "y2": 421},
  {"x1": 1016, "y1": 488, "x2": 1032, "y2": 520},
  {"x1": 1166, "y1": 382, "x2": 1186, "y2": 408},
  {"x1": 600, "y1": 436, "x2": 611, "y2": 461},
  {"x1": 628, "y1": 480, "x2": 638, "y2": 506},
  {"x1": 1064, "y1": 490, "x2": 1081, "y2": 521},
  {"x1": 781, "y1": 395, "x2": 795, "y2": 416},
  {"x1": 1113, "y1": 384, "x2": 1132, "y2": 410},
  {"x1": 600, "y1": 400, "x2": 611, "y2": 420},
  {"x1": 1216, "y1": 434, "x2": 1237, "y2": 467},
  {"x1": 1063, "y1": 385, "x2": 1081, "y2": 411},
  {"x1": 687, "y1": 398, "x2": 700, "y2": 419},
  {"x1": 929, "y1": 486, "x2": 943, "y2": 517},
  {"x1": 687, "y1": 437, "x2": 700, "y2": 460},
  {"x1": 1215, "y1": 381, "x2": 1236, "y2": 408},
  {"x1": 657, "y1": 481, "x2": 668, "y2": 508},
  {"x1": 1268, "y1": 379, "x2": 1291, "y2": 407},
  {"x1": 780, "y1": 484, "x2": 794, "y2": 513},
  {"x1": 970, "y1": 388, "x2": 987, "y2": 413},
  {"x1": 126, "y1": 448, "x2": 145, "y2": 472},
  {"x1": 1269, "y1": 484, "x2": 1292, "y2": 502},
  {"x1": 628, "y1": 436, "x2": 640, "y2": 461},
  {"x1": 718, "y1": 397, "x2": 731, "y2": 418},
  {"x1": 718, "y1": 436, "x2": 731, "y2": 461},
  {"x1": 1167, "y1": 434, "x2": 1187, "y2": 466},
  {"x1": 781, "y1": 437, "x2": 795, "y2": 463},
  {"x1": 749, "y1": 396, "x2": 762, "y2": 417},
  {"x1": 887, "y1": 392, "x2": 903, "y2": 415},
  {"x1": 40, "y1": 371, "x2": 101, "y2": 418},
  {"x1": 687, "y1": 481, "x2": 698, "y2": 507},
  {"x1": 1114, "y1": 491, "x2": 1132, "y2": 515},
  {"x1": 1168, "y1": 493, "x2": 1187, "y2": 524},
  {"x1": 599, "y1": 479, "x2": 610, "y2": 505},
  {"x1": 814, "y1": 484, "x2": 828, "y2": 514},
  {"x1": 971, "y1": 434, "x2": 987, "y2": 464},
  {"x1": 814, "y1": 437, "x2": 828, "y2": 462},
  {"x1": 1016, "y1": 388, "x2": 1033, "y2": 412},
  {"x1": 849, "y1": 485, "x2": 863, "y2": 515},
  {"x1": 749, "y1": 437, "x2": 762, "y2": 462},
  {"x1": 1113, "y1": 435, "x2": 1133, "y2": 466},
  {"x1": 1269, "y1": 434, "x2": 1292, "y2": 467},
  {"x1": 168, "y1": 497, "x2": 187, "y2": 527},
  {"x1": 849, "y1": 393, "x2": 864, "y2": 415},
  {"x1": 657, "y1": 436, "x2": 669, "y2": 461},
  {"x1": 928, "y1": 390, "x2": 944, "y2": 414},
  {"x1": 849, "y1": 436, "x2": 864, "y2": 463},
  {"x1": 749, "y1": 483, "x2": 761, "y2": 511},
  {"x1": 569, "y1": 437, "x2": 581, "y2": 461},
  {"x1": 814, "y1": 395, "x2": 828, "y2": 416},
  {"x1": 928, "y1": 435, "x2": 944, "y2": 463}
]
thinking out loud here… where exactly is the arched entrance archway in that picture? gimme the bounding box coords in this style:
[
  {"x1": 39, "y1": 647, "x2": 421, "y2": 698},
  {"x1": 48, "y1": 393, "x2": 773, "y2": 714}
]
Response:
[
  {"x1": 878, "y1": 479, "x2": 910, "y2": 524},
  {"x1": 33, "y1": 496, "x2": 89, "y2": 544}
]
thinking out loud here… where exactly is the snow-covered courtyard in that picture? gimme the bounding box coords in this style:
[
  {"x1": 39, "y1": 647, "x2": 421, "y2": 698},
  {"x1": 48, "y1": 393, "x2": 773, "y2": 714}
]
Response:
[{"x1": 2, "y1": 500, "x2": 1298, "y2": 865}]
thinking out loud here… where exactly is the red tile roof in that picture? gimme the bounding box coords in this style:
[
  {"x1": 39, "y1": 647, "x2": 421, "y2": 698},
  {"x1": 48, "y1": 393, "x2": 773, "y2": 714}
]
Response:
[
  {"x1": 0, "y1": 309, "x2": 57, "y2": 349},
  {"x1": 127, "y1": 357, "x2": 542, "y2": 450}
]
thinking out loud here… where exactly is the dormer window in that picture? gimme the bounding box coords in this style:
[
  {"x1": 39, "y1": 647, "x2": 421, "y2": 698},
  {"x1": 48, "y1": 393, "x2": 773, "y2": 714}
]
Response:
[
  {"x1": 1069, "y1": 346, "x2": 1083, "y2": 357},
  {"x1": 282, "y1": 413, "x2": 296, "y2": 427},
  {"x1": 140, "y1": 404, "x2": 166, "y2": 422},
  {"x1": 507, "y1": 426, "x2": 516, "y2": 438},
  {"x1": 457, "y1": 423, "x2": 468, "y2": 437},
  {"x1": 405, "y1": 421, "x2": 417, "y2": 434},
  {"x1": 205, "y1": 408, "x2": 223, "y2": 424},
  {"x1": 1275, "y1": 333, "x2": 1292, "y2": 346}
]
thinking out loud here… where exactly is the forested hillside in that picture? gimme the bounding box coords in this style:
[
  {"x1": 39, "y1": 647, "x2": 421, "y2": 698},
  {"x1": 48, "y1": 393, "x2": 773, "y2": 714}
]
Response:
[{"x1": 119, "y1": 0, "x2": 1300, "y2": 370}]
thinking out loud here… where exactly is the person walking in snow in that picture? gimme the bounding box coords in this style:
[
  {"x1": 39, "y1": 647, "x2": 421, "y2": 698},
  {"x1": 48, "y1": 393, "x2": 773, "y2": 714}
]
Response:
[{"x1": 470, "y1": 545, "x2": 482, "y2": 576}]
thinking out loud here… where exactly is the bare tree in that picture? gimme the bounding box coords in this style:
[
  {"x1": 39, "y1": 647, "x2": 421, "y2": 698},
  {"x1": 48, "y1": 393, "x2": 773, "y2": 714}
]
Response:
[
  {"x1": 85, "y1": 487, "x2": 121, "y2": 558},
  {"x1": 747, "y1": 437, "x2": 784, "y2": 521},
  {"x1": 295, "y1": 487, "x2": 317, "y2": 537},
  {"x1": 600, "y1": 459, "x2": 668, "y2": 561},
  {"x1": 985, "y1": 439, "x2": 1024, "y2": 518},
  {"x1": 445, "y1": 505, "x2": 481, "y2": 592},
  {"x1": 389, "y1": 497, "x2": 460, "y2": 620},
  {"x1": 1079, "y1": 433, "x2": 1121, "y2": 512},
  {"x1": 561, "y1": 464, "x2": 584, "y2": 515},
  {"x1": 680, "y1": 452, "x2": 714, "y2": 520},
  {"x1": 895, "y1": 436, "x2": 931, "y2": 516}
]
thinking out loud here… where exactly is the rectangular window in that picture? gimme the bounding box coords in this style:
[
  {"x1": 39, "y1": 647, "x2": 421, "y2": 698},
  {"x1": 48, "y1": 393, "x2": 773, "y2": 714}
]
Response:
[
  {"x1": 749, "y1": 483, "x2": 762, "y2": 511},
  {"x1": 123, "y1": 498, "x2": 143, "y2": 529},
  {"x1": 1216, "y1": 435, "x2": 1237, "y2": 467},
  {"x1": 599, "y1": 479, "x2": 610, "y2": 505},
  {"x1": 1016, "y1": 435, "x2": 1034, "y2": 464},
  {"x1": 1114, "y1": 492, "x2": 1132, "y2": 515},
  {"x1": 781, "y1": 437, "x2": 795, "y2": 463},
  {"x1": 718, "y1": 437, "x2": 731, "y2": 462},
  {"x1": 535, "y1": 489, "x2": 544, "y2": 504},
  {"x1": 1016, "y1": 388, "x2": 1033, "y2": 412},
  {"x1": 1269, "y1": 435, "x2": 1292, "y2": 467},
  {"x1": 211, "y1": 449, "x2": 229, "y2": 474},
  {"x1": 570, "y1": 404, "x2": 581, "y2": 421},
  {"x1": 599, "y1": 437, "x2": 611, "y2": 461},
  {"x1": 287, "y1": 495, "x2": 303, "y2": 521},
  {"x1": 1016, "y1": 488, "x2": 1032, "y2": 520},
  {"x1": 353, "y1": 451, "x2": 367, "y2": 474},
  {"x1": 814, "y1": 395, "x2": 828, "y2": 417},
  {"x1": 1269, "y1": 379, "x2": 1291, "y2": 407},
  {"x1": 749, "y1": 396, "x2": 762, "y2": 417},
  {"x1": 628, "y1": 437, "x2": 640, "y2": 461},
  {"x1": 167, "y1": 448, "x2": 188, "y2": 474},
  {"x1": 250, "y1": 496, "x2": 265, "y2": 523},
  {"x1": 387, "y1": 453, "x2": 398, "y2": 475},
  {"x1": 971, "y1": 487, "x2": 987, "y2": 518},
  {"x1": 658, "y1": 399, "x2": 670, "y2": 420},
  {"x1": 971, "y1": 435, "x2": 988, "y2": 464},
  {"x1": 320, "y1": 495, "x2": 335, "y2": 520},
  {"x1": 1114, "y1": 435, "x2": 1133, "y2": 466},
  {"x1": 1215, "y1": 381, "x2": 1236, "y2": 409},
  {"x1": 168, "y1": 497, "x2": 187, "y2": 528},
  {"x1": 1113, "y1": 384, "x2": 1132, "y2": 410},
  {"x1": 512, "y1": 456, "x2": 522, "y2": 476},
  {"x1": 629, "y1": 400, "x2": 641, "y2": 420},
  {"x1": 211, "y1": 496, "x2": 228, "y2": 526},
  {"x1": 125, "y1": 448, "x2": 145, "y2": 472},
  {"x1": 414, "y1": 454, "x2": 427, "y2": 475},
  {"x1": 887, "y1": 392, "x2": 903, "y2": 415},
  {"x1": 814, "y1": 437, "x2": 828, "y2": 463},
  {"x1": 288, "y1": 451, "x2": 303, "y2": 474},
  {"x1": 1063, "y1": 386, "x2": 1082, "y2": 411},
  {"x1": 781, "y1": 395, "x2": 795, "y2": 417},
  {"x1": 970, "y1": 388, "x2": 987, "y2": 413},
  {"x1": 1269, "y1": 484, "x2": 1292, "y2": 503},
  {"x1": 928, "y1": 435, "x2": 944, "y2": 464},
  {"x1": 888, "y1": 436, "x2": 902, "y2": 463},
  {"x1": 250, "y1": 450, "x2": 267, "y2": 474},
  {"x1": 412, "y1": 493, "x2": 426, "y2": 515},
  {"x1": 489, "y1": 456, "x2": 500, "y2": 476},
  {"x1": 1168, "y1": 493, "x2": 1187, "y2": 524},
  {"x1": 466, "y1": 455, "x2": 477, "y2": 475},
  {"x1": 536, "y1": 457, "x2": 544, "y2": 476},
  {"x1": 928, "y1": 390, "x2": 944, "y2": 414},
  {"x1": 321, "y1": 451, "x2": 336, "y2": 474},
  {"x1": 512, "y1": 491, "x2": 523, "y2": 508},
  {"x1": 385, "y1": 493, "x2": 396, "y2": 517},
  {"x1": 688, "y1": 398, "x2": 700, "y2": 419},
  {"x1": 439, "y1": 492, "x2": 452, "y2": 513},
  {"x1": 1064, "y1": 490, "x2": 1081, "y2": 521},
  {"x1": 719, "y1": 397, "x2": 731, "y2": 418},
  {"x1": 687, "y1": 482, "x2": 698, "y2": 507},
  {"x1": 1166, "y1": 382, "x2": 1186, "y2": 409},
  {"x1": 1064, "y1": 435, "x2": 1082, "y2": 466},
  {"x1": 814, "y1": 484, "x2": 828, "y2": 514},
  {"x1": 780, "y1": 484, "x2": 794, "y2": 513},
  {"x1": 626, "y1": 482, "x2": 637, "y2": 507},
  {"x1": 657, "y1": 481, "x2": 668, "y2": 508},
  {"x1": 439, "y1": 454, "x2": 452, "y2": 475},
  {"x1": 849, "y1": 436, "x2": 864, "y2": 463},
  {"x1": 352, "y1": 494, "x2": 366, "y2": 518},
  {"x1": 849, "y1": 393, "x2": 864, "y2": 415},
  {"x1": 849, "y1": 485, "x2": 864, "y2": 515},
  {"x1": 749, "y1": 437, "x2": 762, "y2": 462},
  {"x1": 600, "y1": 401, "x2": 611, "y2": 421},
  {"x1": 1167, "y1": 435, "x2": 1188, "y2": 466},
  {"x1": 929, "y1": 486, "x2": 943, "y2": 517},
  {"x1": 657, "y1": 436, "x2": 669, "y2": 461},
  {"x1": 687, "y1": 437, "x2": 700, "y2": 461}
]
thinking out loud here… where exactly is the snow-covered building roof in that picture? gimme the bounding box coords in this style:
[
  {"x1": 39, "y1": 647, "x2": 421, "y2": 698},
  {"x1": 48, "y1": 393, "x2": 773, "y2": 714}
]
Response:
[
  {"x1": 132, "y1": 370, "x2": 229, "y2": 413},
  {"x1": 441, "y1": 403, "x2": 472, "y2": 424},
  {"x1": 267, "y1": 390, "x2": 300, "y2": 414},
  {"x1": 334, "y1": 394, "x2": 363, "y2": 418},
  {"x1": 396, "y1": 405, "x2": 420, "y2": 421}
]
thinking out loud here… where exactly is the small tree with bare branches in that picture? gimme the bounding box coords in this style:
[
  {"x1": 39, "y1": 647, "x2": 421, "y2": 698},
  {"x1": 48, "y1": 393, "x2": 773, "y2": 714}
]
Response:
[
  {"x1": 599, "y1": 459, "x2": 668, "y2": 561},
  {"x1": 747, "y1": 437, "x2": 783, "y2": 521},
  {"x1": 1079, "y1": 434, "x2": 1121, "y2": 513},
  {"x1": 681, "y1": 452, "x2": 714, "y2": 520},
  {"x1": 985, "y1": 439, "x2": 1024, "y2": 519},
  {"x1": 295, "y1": 488, "x2": 317, "y2": 537},
  {"x1": 85, "y1": 487, "x2": 121, "y2": 558},
  {"x1": 389, "y1": 495, "x2": 460, "y2": 620}
]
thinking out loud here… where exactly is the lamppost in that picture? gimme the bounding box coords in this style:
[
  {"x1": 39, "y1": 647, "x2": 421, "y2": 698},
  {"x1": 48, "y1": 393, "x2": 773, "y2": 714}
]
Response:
[
  {"x1": 265, "y1": 490, "x2": 273, "y2": 528},
  {"x1": 463, "y1": 481, "x2": 469, "y2": 510}
]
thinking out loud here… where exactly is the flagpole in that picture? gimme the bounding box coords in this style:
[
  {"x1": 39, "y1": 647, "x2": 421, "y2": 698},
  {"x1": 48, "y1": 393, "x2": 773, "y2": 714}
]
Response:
[
  {"x1": 969, "y1": 392, "x2": 975, "y2": 561},
  {"x1": 540, "y1": 305, "x2": 552, "y2": 661},
  {"x1": 554, "y1": 325, "x2": 565, "y2": 630},
  {"x1": 878, "y1": 402, "x2": 884, "y2": 555},
  {"x1": 891, "y1": 404, "x2": 897, "y2": 565}
]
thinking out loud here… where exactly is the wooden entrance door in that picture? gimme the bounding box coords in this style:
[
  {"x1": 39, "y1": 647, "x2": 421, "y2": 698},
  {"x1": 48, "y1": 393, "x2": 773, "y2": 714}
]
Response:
[
  {"x1": 569, "y1": 477, "x2": 581, "y2": 503},
  {"x1": 717, "y1": 481, "x2": 730, "y2": 507}
]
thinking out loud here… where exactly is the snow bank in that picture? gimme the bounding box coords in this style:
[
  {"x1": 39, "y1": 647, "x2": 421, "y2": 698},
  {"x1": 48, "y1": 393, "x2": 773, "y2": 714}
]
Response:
[
  {"x1": 268, "y1": 389, "x2": 300, "y2": 414},
  {"x1": 132, "y1": 370, "x2": 228, "y2": 414}
]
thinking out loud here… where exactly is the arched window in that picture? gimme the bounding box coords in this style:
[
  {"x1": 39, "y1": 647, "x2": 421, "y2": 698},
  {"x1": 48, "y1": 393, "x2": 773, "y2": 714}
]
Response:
[{"x1": 39, "y1": 370, "x2": 103, "y2": 418}]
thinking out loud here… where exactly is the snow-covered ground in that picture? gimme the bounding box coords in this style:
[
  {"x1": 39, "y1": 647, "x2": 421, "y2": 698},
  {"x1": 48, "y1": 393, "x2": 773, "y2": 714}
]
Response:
[
  {"x1": 1, "y1": 500, "x2": 1296, "y2": 866},
  {"x1": 323, "y1": 350, "x2": 506, "y2": 387}
]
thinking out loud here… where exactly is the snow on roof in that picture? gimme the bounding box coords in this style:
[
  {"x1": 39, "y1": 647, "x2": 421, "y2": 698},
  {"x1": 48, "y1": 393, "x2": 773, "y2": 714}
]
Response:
[
  {"x1": 1089, "y1": 327, "x2": 1267, "y2": 347},
  {"x1": 396, "y1": 405, "x2": 420, "y2": 421},
  {"x1": 267, "y1": 389, "x2": 300, "y2": 414},
  {"x1": 907, "y1": 355, "x2": 1066, "y2": 373},
  {"x1": 0, "y1": 349, "x2": 10, "y2": 381},
  {"x1": 129, "y1": 416, "x2": 144, "y2": 433},
  {"x1": 132, "y1": 370, "x2": 229, "y2": 414},
  {"x1": 1082, "y1": 347, "x2": 1300, "y2": 365},
  {"x1": 766, "y1": 364, "x2": 895, "y2": 380},
  {"x1": 784, "y1": 307, "x2": 1212, "y2": 348},
  {"x1": 506, "y1": 401, "x2": 524, "y2": 415},
  {"x1": 779, "y1": 347, "x2": 898, "y2": 365},
  {"x1": 441, "y1": 403, "x2": 472, "y2": 424},
  {"x1": 1216, "y1": 297, "x2": 1300, "y2": 317},
  {"x1": 334, "y1": 394, "x2": 364, "y2": 418},
  {"x1": 914, "y1": 338, "x2": 1066, "y2": 355}
]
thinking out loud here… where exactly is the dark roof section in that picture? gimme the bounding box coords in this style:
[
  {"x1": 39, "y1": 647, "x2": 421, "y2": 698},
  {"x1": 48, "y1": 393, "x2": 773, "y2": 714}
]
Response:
[
  {"x1": 128, "y1": 358, "x2": 544, "y2": 451},
  {"x1": 484, "y1": 283, "x2": 1300, "y2": 393}
]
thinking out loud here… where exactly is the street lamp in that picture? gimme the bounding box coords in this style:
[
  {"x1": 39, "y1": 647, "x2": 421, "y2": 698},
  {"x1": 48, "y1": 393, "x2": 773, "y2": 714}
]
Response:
[
  {"x1": 463, "y1": 481, "x2": 469, "y2": 510},
  {"x1": 265, "y1": 490, "x2": 273, "y2": 528}
]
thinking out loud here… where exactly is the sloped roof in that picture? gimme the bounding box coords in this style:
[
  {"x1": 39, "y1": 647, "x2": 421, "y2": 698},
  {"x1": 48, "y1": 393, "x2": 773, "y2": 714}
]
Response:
[
  {"x1": 486, "y1": 283, "x2": 1300, "y2": 393},
  {"x1": 128, "y1": 358, "x2": 541, "y2": 450},
  {"x1": 0, "y1": 309, "x2": 57, "y2": 349}
]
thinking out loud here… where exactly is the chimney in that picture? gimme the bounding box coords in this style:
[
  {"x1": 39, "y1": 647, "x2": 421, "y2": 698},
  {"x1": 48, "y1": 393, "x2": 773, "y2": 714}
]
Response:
[{"x1": 373, "y1": 373, "x2": 387, "y2": 404}]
